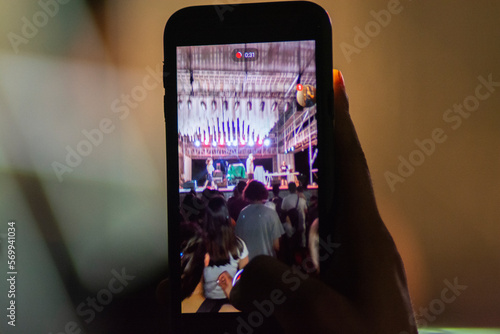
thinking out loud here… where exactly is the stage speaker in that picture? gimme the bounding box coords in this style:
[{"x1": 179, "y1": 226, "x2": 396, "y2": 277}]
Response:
[
  {"x1": 297, "y1": 174, "x2": 308, "y2": 186},
  {"x1": 182, "y1": 180, "x2": 197, "y2": 189},
  {"x1": 229, "y1": 177, "x2": 247, "y2": 186},
  {"x1": 215, "y1": 179, "x2": 227, "y2": 188},
  {"x1": 271, "y1": 179, "x2": 281, "y2": 186}
]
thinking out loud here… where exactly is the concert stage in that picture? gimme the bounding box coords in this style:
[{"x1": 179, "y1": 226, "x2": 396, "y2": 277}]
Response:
[{"x1": 180, "y1": 183, "x2": 318, "y2": 201}]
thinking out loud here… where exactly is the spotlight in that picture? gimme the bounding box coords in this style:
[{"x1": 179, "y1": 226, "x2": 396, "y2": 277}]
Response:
[
  {"x1": 248, "y1": 139, "x2": 255, "y2": 147},
  {"x1": 263, "y1": 138, "x2": 271, "y2": 146},
  {"x1": 260, "y1": 101, "x2": 265, "y2": 112},
  {"x1": 212, "y1": 100, "x2": 217, "y2": 111},
  {"x1": 223, "y1": 100, "x2": 228, "y2": 111},
  {"x1": 212, "y1": 140, "x2": 217, "y2": 147},
  {"x1": 234, "y1": 101, "x2": 240, "y2": 111},
  {"x1": 201, "y1": 101, "x2": 207, "y2": 111},
  {"x1": 194, "y1": 139, "x2": 201, "y2": 147},
  {"x1": 247, "y1": 100, "x2": 252, "y2": 111},
  {"x1": 271, "y1": 102, "x2": 278, "y2": 112},
  {"x1": 178, "y1": 98, "x2": 183, "y2": 110},
  {"x1": 188, "y1": 99, "x2": 192, "y2": 111}
]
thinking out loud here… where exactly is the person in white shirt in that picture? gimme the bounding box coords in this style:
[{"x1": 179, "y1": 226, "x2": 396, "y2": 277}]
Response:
[
  {"x1": 245, "y1": 153, "x2": 254, "y2": 179},
  {"x1": 236, "y1": 180, "x2": 284, "y2": 260}
]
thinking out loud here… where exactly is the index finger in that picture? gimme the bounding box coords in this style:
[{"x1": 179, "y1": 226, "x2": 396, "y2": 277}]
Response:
[{"x1": 333, "y1": 69, "x2": 380, "y2": 221}]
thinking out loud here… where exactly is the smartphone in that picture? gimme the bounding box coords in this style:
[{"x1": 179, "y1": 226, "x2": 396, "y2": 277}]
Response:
[{"x1": 163, "y1": 2, "x2": 334, "y2": 332}]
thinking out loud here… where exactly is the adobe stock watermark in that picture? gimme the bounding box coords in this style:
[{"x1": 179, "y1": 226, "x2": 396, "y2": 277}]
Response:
[
  {"x1": 340, "y1": 0, "x2": 412, "y2": 64},
  {"x1": 214, "y1": 4, "x2": 234, "y2": 22},
  {"x1": 211, "y1": 0, "x2": 244, "y2": 22},
  {"x1": 226, "y1": 236, "x2": 340, "y2": 334},
  {"x1": 213, "y1": 0, "x2": 252, "y2": 22},
  {"x1": 51, "y1": 63, "x2": 165, "y2": 182},
  {"x1": 48, "y1": 267, "x2": 135, "y2": 334},
  {"x1": 7, "y1": 0, "x2": 71, "y2": 54},
  {"x1": 412, "y1": 277, "x2": 467, "y2": 331},
  {"x1": 385, "y1": 73, "x2": 499, "y2": 192}
]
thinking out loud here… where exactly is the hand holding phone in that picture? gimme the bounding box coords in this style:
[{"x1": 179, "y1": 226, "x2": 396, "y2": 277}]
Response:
[
  {"x1": 163, "y1": 2, "x2": 417, "y2": 333},
  {"x1": 219, "y1": 71, "x2": 418, "y2": 334}
]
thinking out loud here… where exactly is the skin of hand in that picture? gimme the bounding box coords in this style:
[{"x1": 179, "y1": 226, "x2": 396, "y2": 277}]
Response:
[{"x1": 226, "y1": 70, "x2": 418, "y2": 334}]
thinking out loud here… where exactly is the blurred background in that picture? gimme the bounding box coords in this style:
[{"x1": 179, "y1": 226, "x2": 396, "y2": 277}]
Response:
[{"x1": 0, "y1": 0, "x2": 499, "y2": 333}]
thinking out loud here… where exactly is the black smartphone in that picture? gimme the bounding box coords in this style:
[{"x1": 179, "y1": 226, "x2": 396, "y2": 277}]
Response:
[{"x1": 163, "y1": 2, "x2": 334, "y2": 332}]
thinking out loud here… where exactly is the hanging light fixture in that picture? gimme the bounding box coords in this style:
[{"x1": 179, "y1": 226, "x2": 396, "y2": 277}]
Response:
[
  {"x1": 283, "y1": 101, "x2": 290, "y2": 112},
  {"x1": 177, "y1": 72, "x2": 280, "y2": 144}
]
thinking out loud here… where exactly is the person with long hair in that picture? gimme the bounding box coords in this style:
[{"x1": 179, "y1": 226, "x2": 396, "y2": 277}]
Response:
[
  {"x1": 179, "y1": 221, "x2": 207, "y2": 302},
  {"x1": 199, "y1": 195, "x2": 248, "y2": 312}
]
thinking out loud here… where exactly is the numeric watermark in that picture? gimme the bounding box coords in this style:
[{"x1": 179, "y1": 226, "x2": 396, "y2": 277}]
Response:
[{"x1": 5, "y1": 221, "x2": 17, "y2": 327}]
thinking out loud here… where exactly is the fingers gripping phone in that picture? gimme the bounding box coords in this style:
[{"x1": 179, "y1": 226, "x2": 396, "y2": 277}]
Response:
[{"x1": 163, "y1": 2, "x2": 334, "y2": 333}]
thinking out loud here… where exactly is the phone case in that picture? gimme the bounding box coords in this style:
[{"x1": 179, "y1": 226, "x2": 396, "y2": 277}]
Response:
[{"x1": 163, "y1": 2, "x2": 333, "y2": 333}]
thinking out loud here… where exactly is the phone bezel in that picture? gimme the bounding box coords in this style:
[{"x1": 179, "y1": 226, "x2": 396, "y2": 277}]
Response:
[{"x1": 164, "y1": 2, "x2": 334, "y2": 332}]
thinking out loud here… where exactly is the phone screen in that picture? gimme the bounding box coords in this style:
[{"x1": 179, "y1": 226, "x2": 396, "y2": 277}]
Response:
[{"x1": 176, "y1": 40, "x2": 319, "y2": 314}]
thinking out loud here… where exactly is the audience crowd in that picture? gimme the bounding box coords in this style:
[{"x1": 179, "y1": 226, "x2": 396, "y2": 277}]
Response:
[{"x1": 178, "y1": 180, "x2": 319, "y2": 312}]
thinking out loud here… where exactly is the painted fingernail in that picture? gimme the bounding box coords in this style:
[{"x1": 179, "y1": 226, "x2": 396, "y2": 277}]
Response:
[{"x1": 336, "y1": 70, "x2": 345, "y2": 88}]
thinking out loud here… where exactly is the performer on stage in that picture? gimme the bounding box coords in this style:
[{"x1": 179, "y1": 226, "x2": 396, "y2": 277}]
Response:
[
  {"x1": 280, "y1": 161, "x2": 288, "y2": 186},
  {"x1": 246, "y1": 153, "x2": 255, "y2": 180},
  {"x1": 206, "y1": 158, "x2": 215, "y2": 188}
]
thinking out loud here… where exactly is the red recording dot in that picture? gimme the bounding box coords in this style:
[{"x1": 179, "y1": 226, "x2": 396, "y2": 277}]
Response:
[
  {"x1": 297, "y1": 84, "x2": 303, "y2": 91},
  {"x1": 236, "y1": 51, "x2": 242, "y2": 59}
]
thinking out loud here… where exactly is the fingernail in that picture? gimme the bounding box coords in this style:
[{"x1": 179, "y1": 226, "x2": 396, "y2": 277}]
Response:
[{"x1": 336, "y1": 70, "x2": 345, "y2": 88}]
